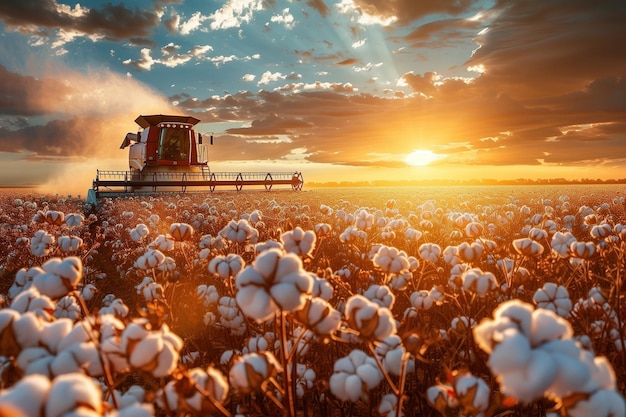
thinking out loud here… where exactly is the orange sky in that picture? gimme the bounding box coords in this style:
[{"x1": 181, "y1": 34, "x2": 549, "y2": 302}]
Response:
[{"x1": 0, "y1": 0, "x2": 625, "y2": 195}]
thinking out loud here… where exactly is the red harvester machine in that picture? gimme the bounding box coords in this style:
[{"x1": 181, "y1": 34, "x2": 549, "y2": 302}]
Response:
[{"x1": 87, "y1": 114, "x2": 303, "y2": 204}]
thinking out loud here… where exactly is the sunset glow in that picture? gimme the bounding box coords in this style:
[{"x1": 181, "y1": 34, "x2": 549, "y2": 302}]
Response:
[
  {"x1": 0, "y1": 1, "x2": 624, "y2": 193},
  {"x1": 404, "y1": 150, "x2": 443, "y2": 167}
]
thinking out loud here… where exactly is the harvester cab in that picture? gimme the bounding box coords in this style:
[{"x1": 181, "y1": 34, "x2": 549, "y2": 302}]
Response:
[
  {"x1": 118, "y1": 114, "x2": 207, "y2": 171},
  {"x1": 86, "y1": 114, "x2": 303, "y2": 205}
]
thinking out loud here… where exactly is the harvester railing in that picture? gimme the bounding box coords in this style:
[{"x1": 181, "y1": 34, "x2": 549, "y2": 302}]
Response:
[{"x1": 91, "y1": 170, "x2": 303, "y2": 196}]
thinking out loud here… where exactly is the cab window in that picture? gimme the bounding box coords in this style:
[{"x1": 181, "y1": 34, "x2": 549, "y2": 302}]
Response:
[{"x1": 159, "y1": 128, "x2": 190, "y2": 161}]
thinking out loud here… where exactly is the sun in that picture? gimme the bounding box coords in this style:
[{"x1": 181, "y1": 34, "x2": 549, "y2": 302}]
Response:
[{"x1": 404, "y1": 149, "x2": 442, "y2": 167}]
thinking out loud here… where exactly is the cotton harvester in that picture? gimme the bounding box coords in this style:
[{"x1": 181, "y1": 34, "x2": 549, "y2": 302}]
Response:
[{"x1": 86, "y1": 114, "x2": 303, "y2": 204}]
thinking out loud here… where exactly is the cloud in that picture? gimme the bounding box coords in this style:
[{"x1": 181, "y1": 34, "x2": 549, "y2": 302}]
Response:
[
  {"x1": 0, "y1": 0, "x2": 161, "y2": 43},
  {"x1": 0, "y1": 63, "x2": 174, "y2": 155},
  {"x1": 209, "y1": 0, "x2": 265, "y2": 30},
  {"x1": 270, "y1": 8, "x2": 296, "y2": 30},
  {"x1": 306, "y1": 0, "x2": 331, "y2": 17},
  {"x1": 466, "y1": 0, "x2": 626, "y2": 99},
  {"x1": 399, "y1": 17, "x2": 482, "y2": 48},
  {"x1": 339, "y1": 0, "x2": 480, "y2": 26},
  {"x1": 258, "y1": 71, "x2": 287, "y2": 85},
  {"x1": 0, "y1": 64, "x2": 73, "y2": 116},
  {"x1": 123, "y1": 44, "x2": 213, "y2": 71}
]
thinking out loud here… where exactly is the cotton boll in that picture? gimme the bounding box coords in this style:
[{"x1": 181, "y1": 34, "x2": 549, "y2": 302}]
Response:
[
  {"x1": 100, "y1": 338, "x2": 129, "y2": 374},
  {"x1": 529, "y1": 309, "x2": 572, "y2": 346},
  {"x1": 44, "y1": 257, "x2": 83, "y2": 286},
  {"x1": 454, "y1": 372, "x2": 491, "y2": 412},
  {"x1": 329, "y1": 350, "x2": 382, "y2": 402},
  {"x1": 151, "y1": 342, "x2": 178, "y2": 378},
  {"x1": 566, "y1": 389, "x2": 626, "y2": 417},
  {"x1": 545, "y1": 352, "x2": 595, "y2": 399},
  {"x1": 488, "y1": 328, "x2": 532, "y2": 375},
  {"x1": 0, "y1": 374, "x2": 51, "y2": 416},
  {"x1": 364, "y1": 284, "x2": 395, "y2": 309},
  {"x1": 17, "y1": 347, "x2": 54, "y2": 377},
  {"x1": 39, "y1": 319, "x2": 73, "y2": 353},
  {"x1": 589, "y1": 355, "x2": 617, "y2": 390},
  {"x1": 229, "y1": 352, "x2": 282, "y2": 394},
  {"x1": 128, "y1": 333, "x2": 163, "y2": 370},
  {"x1": 13, "y1": 312, "x2": 44, "y2": 349},
  {"x1": 494, "y1": 300, "x2": 534, "y2": 337},
  {"x1": 236, "y1": 285, "x2": 277, "y2": 323},
  {"x1": 60, "y1": 342, "x2": 104, "y2": 377},
  {"x1": 45, "y1": 373, "x2": 102, "y2": 417},
  {"x1": 115, "y1": 402, "x2": 155, "y2": 417},
  {"x1": 56, "y1": 321, "x2": 92, "y2": 352},
  {"x1": 375, "y1": 336, "x2": 405, "y2": 376},
  {"x1": 294, "y1": 298, "x2": 341, "y2": 337},
  {"x1": 32, "y1": 273, "x2": 68, "y2": 300},
  {"x1": 80, "y1": 284, "x2": 97, "y2": 301},
  {"x1": 9, "y1": 287, "x2": 55, "y2": 317},
  {"x1": 498, "y1": 349, "x2": 557, "y2": 403}
]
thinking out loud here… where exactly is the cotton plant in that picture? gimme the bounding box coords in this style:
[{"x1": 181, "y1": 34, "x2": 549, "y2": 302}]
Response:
[
  {"x1": 19, "y1": 257, "x2": 84, "y2": 301},
  {"x1": 196, "y1": 284, "x2": 219, "y2": 307},
  {"x1": 372, "y1": 245, "x2": 411, "y2": 275},
  {"x1": 129, "y1": 223, "x2": 150, "y2": 242},
  {"x1": 363, "y1": 284, "x2": 395, "y2": 309},
  {"x1": 228, "y1": 351, "x2": 282, "y2": 394},
  {"x1": 329, "y1": 349, "x2": 384, "y2": 402},
  {"x1": 293, "y1": 297, "x2": 342, "y2": 338},
  {"x1": 208, "y1": 253, "x2": 245, "y2": 280},
  {"x1": 135, "y1": 276, "x2": 164, "y2": 301},
  {"x1": 217, "y1": 296, "x2": 247, "y2": 336},
  {"x1": 472, "y1": 299, "x2": 626, "y2": 414},
  {"x1": 218, "y1": 219, "x2": 259, "y2": 244},
  {"x1": 427, "y1": 370, "x2": 492, "y2": 417},
  {"x1": 234, "y1": 248, "x2": 313, "y2": 323},
  {"x1": 168, "y1": 222, "x2": 194, "y2": 242},
  {"x1": 0, "y1": 373, "x2": 139, "y2": 417},
  {"x1": 57, "y1": 235, "x2": 83, "y2": 252},
  {"x1": 533, "y1": 282, "x2": 572, "y2": 317},
  {"x1": 344, "y1": 294, "x2": 396, "y2": 343},
  {"x1": 460, "y1": 267, "x2": 498, "y2": 298},
  {"x1": 280, "y1": 226, "x2": 317, "y2": 257},
  {"x1": 339, "y1": 225, "x2": 367, "y2": 243},
  {"x1": 419, "y1": 243, "x2": 441, "y2": 264},
  {"x1": 512, "y1": 237, "x2": 545, "y2": 257},
  {"x1": 158, "y1": 366, "x2": 229, "y2": 415},
  {"x1": 134, "y1": 248, "x2": 166, "y2": 270},
  {"x1": 119, "y1": 318, "x2": 184, "y2": 378},
  {"x1": 30, "y1": 229, "x2": 55, "y2": 257},
  {"x1": 456, "y1": 240, "x2": 484, "y2": 263}
]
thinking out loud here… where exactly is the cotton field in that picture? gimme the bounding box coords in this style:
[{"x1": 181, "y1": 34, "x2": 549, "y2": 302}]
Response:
[{"x1": 0, "y1": 185, "x2": 624, "y2": 417}]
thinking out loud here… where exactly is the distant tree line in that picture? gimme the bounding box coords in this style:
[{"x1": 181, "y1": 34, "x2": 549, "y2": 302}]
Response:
[{"x1": 307, "y1": 178, "x2": 626, "y2": 188}]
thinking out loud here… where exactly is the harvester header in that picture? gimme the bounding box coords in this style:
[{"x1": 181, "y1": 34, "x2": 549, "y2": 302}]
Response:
[{"x1": 87, "y1": 114, "x2": 303, "y2": 204}]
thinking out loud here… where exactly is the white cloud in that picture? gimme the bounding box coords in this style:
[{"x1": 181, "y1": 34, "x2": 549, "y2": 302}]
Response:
[
  {"x1": 180, "y1": 11, "x2": 208, "y2": 35},
  {"x1": 210, "y1": 0, "x2": 265, "y2": 30},
  {"x1": 258, "y1": 71, "x2": 286, "y2": 85},
  {"x1": 242, "y1": 74, "x2": 256, "y2": 82},
  {"x1": 336, "y1": 0, "x2": 398, "y2": 26},
  {"x1": 271, "y1": 8, "x2": 296, "y2": 30}
]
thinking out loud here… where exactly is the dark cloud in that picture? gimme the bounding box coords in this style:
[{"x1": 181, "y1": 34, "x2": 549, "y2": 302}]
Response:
[
  {"x1": 351, "y1": 0, "x2": 482, "y2": 25},
  {"x1": 0, "y1": 0, "x2": 160, "y2": 41},
  {"x1": 336, "y1": 58, "x2": 360, "y2": 66},
  {"x1": 0, "y1": 65, "x2": 73, "y2": 116},
  {"x1": 467, "y1": 0, "x2": 626, "y2": 99},
  {"x1": 400, "y1": 17, "x2": 482, "y2": 48},
  {"x1": 226, "y1": 113, "x2": 313, "y2": 136},
  {"x1": 306, "y1": 0, "x2": 330, "y2": 17}
]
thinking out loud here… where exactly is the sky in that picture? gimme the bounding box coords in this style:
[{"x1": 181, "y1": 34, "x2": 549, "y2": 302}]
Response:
[{"x1": 0, "y1": 0, "x2": 625, "y2": 194}]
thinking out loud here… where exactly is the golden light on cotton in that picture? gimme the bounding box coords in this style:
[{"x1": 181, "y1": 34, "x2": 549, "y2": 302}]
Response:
[{"x1": 404, "y1": 150, "x2": 443, "y2": 167}]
